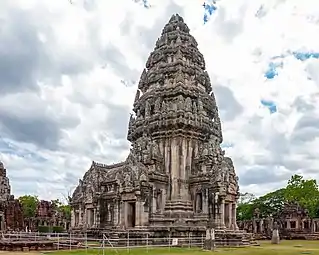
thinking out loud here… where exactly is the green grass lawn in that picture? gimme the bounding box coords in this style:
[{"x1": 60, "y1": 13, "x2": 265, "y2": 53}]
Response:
[{"x1": 47, "y1": 240, "x2": 319, "y2": 255}]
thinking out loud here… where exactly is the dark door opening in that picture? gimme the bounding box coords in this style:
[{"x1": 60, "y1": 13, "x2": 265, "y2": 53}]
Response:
[{"x1": 127, "y1": 202, "x2": 136, "y2": 228}]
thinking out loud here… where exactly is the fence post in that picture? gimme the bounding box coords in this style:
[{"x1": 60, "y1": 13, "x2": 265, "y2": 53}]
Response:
[
  {"x1": 69, "y1": 232, "x2": 72, "y2": 250},
  {"x1": 188, "y1": 232, "x2": 191, "y2": 249},
  {"x1": 127, "y1": 231, "x2": 130, "y2": 253},
  {"x1": 103, "y1": 234, "x2": 105, "y2": 255},
  {"x1": 85, "y1": 232, "x2": 88, "y2": 254},
  {"x1": 57, "y1": 233, "x2": 59, "y2": 250},
  {"x1": 146, "y1": 233, "x2": 149, "y2": 253},
  {"x1": 201, "y1": 234, "x2": 204, "y2": 249},
  {"x1": 169, "y1": 232, "x2": 171, "y2": 252}
]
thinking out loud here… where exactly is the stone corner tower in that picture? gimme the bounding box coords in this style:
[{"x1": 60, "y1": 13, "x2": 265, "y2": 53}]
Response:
[
  {"x1": 0, "y1": 161, "x2": 11, "y2": 202},
  {"x1": 127, "y1": 13, "x2": 239, "y2": 229}
]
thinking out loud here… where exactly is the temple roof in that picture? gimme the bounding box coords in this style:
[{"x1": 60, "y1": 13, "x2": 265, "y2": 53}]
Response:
[{"x1": 138, "y1": 13, "x2": 210, "y2": 94}]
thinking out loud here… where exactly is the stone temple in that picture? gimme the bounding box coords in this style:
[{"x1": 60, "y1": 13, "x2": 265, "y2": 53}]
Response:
[{"x1": 71, "y1": 14, "x2": 243, "y2": 245}]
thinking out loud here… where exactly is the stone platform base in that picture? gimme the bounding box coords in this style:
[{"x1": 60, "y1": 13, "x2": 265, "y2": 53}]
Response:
[{"x1": 75, "y1": 227, "x2": 251, "y2": 248}]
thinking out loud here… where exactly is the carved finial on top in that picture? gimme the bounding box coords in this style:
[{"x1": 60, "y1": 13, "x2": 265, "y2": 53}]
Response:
[{"x1": 168, "y1": 14, "x2": 184, "y2": 24}]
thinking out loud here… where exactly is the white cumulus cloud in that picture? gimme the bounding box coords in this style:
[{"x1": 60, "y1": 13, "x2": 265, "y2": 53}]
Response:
[{"x1": 0, "y1": 0, "x2": 319, "y2": 201}]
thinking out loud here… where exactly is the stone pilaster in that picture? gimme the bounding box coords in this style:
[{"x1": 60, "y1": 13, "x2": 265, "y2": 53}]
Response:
[
  {"x1": 152, "y1": 189, "x2": 157, "y2": 213},
  {"x1": 135, "y1": 201, "x2": 141, "y2": 226},
  {"x1": 113, "y1": 200, "x2": 118, "y2": 225},
  {"x1": 79, "y1": 207, "x2": 83, "y2": 226},
  {"x1": 253, "y1": 220, "x2": 257, "y2": 233},
  {"x1": 203, "y1": 189, "x2": 208, "y2": 214},
  {"x1": 71, "y1": 210, "x2": 75, "y2": 227},
  {"x1": 228, "y1": 203, "x2": 232, "y2": 229},
  {"x1": 171, "y1": 138, "x2": 179, "y2": 200},
  {"x1": 120, "y1": 201, "x2": 125, "y2": 227},
  {"x1": 233, "y1": 203, "x2": 238, "y2": 230},
  {"x1": 93, "y1": 208, "x2": 97, "y2": 227},
  {"x1": 220, "y1": 198, "x2": 225, "y2": 228}
]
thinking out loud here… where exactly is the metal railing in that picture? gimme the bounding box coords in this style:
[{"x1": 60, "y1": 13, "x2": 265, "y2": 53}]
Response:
[{"x1": 0, "y1": 231, "x2": 205, "y2": 253}]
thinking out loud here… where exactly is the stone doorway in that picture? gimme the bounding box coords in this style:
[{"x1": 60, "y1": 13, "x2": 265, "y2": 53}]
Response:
[{"x1": 127, "y1": 202, "x2": 136, "y2": 228}]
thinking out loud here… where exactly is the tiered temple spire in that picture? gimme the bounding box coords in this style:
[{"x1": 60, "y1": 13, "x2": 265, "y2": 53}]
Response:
[{"x1": 71, "y1": 14, "x2": 241, "y2": 244}]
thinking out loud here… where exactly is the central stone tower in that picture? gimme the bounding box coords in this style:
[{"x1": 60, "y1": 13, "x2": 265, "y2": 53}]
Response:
[
  {"x1": 127, "y1": 13, "x2": 233, "y2": 224},
  {"x1": 71, "y1": 13, "x2": 242, "y2": 246}
]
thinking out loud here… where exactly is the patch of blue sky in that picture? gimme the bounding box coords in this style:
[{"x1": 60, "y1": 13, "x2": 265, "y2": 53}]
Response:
[
  {"x1": 292, "y1": 52, "x2": 319, "y2": 61},
  {"x1": 133, "y1": 0, "x2": 150, "y2": 8},
  {"x1": 203, "y1": 1, "x2": 217, "y2": 24},
  {"x1": 265, "y1": 51, "x2": 319, "y2": 80},
  {"x1": 142, "y1": 0, "x2": 150, "y2": 8},
  {"x1": 261, "y1": 100, "x2": 277, "y2": 114},
  {"x1": 221, "y1": 142, "x2": 234, "y2": 149},
  {"x1": 0, "y1": 137, "x2": 47, "y2": 162},
  {"x1": 264, "y1": 61, "x2": 283, "y2": 79}
]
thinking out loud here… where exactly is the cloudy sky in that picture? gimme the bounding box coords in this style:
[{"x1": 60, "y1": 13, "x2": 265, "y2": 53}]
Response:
[{"x1": 1, "y1": 0, "x2": 319, "y2": 201}]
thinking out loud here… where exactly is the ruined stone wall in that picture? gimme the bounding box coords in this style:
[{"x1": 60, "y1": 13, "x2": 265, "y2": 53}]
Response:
[{"x1": 5, "y1": 195, "x2": 24, "y2": 231}]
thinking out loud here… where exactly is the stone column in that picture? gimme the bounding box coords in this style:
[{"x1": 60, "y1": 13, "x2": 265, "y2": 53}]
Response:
[
  {"x1": 233, "y1": 203, "x2": 238, "y2": 230},
  {"x1": 287, "y1": 220, "x2": 290, "y2": 230},
  {"x1": 71, "y1": 210, "x2": 75, "y2": 227},
  {"x1": 87, "y1": 209, "x2": 91, "y2": 227},
  {"x1": 120, "y1": 202, "x2": 126, "y2": 227},
  {"x1": 152, "y1": 189, "x2": 157, "y2": 213},
  {"x1": 93, "y1": 208, "x2": 97, "y2": 227},
  {"x1": 135, "y1": 201, "x2": 141, "y2": 226},
  {"x1": 180, "y1": 138, "x2": 187, "y2": 199},
  {"x1": 113, "y1": 200, "x2": 118, "y2": 225},
  {"x1": 171, "y1": 138, "x2": 179, "y2": 200},
  {"x1": 141, "y1": 200, "x2": 149, "y2": 226},
  {"x1": 228, "y1": 203, "x2": 232, "y2": 229},
  {"x1": 203, "y1": 189, "x2": 208, "y2": 214},
  {"x1": 96, "y1": 205, "x2": 100, "y2": 228},
  {"x1": 220, "y1": 198, "x2": 225, "y2": 228},
  {"x1": 79, "y1": 207, "x2": 83, "y2": 226}
]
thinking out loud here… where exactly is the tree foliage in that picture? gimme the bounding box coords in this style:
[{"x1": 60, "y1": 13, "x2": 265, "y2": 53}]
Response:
[
  {"x1": 237, "y1": 174, "x2": 319, "y2": 220},
  {"x1": 284, "y1": 174, "x2": 319, "y2": 218},
  {"x1": 18, "y1": 195, "x2": 39, "y2": 218},
  {"x1": 18, "y1": 195, "x2": 71, "y2": 220},
  {"x1": 51, "y1": 199, "x2": 71, "y2": 220},
  {"x1": 237, "y1": 193, "x2": 255, "y2": 221}
]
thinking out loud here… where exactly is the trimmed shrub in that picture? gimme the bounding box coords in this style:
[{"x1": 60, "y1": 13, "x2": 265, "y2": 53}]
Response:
[
  {"x1": 52, "y1": 226, "x2": 64, "y2": 233},
  {"x1": 38, "y1": 225, "x2": 50, "y2": 233}
]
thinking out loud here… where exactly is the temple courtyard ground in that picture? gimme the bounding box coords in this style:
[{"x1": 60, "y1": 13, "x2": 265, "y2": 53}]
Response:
[
  {"x1": 1, "y1": 240, "x2": 313, "y2": 255},
  {"x1": 0, "y1": 240, "x2": 318, "y2": 255}
]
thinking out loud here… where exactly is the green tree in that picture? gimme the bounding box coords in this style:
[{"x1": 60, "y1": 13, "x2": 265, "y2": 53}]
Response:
[
  {"x1": 239, "y1": 192, "x2": 256, "y2": 204},
  {"x1": 237, "y1": 189, "x2": 286, "y2": 220},
  {"x1": 18, "y1": 195, "x2": 39, "y2": 218},
  {"x1": 51, "y1": 199, "x2": 62, "y2": 210},
  {"x1": 59, "y1": 204, "x2": 71, "y2": 220},
  {"x1": 237, "y1": 193, "x2": 256, "y2": 221},
  {"x1": 254, "y1": 188, "x2": 286, "y2": 218},
  {"x1": 51, "y1": 198, "x2": 71, "y2": 220},
  {"x1": 284, "y1": 174, "x2": 319, "y2": 217}
]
